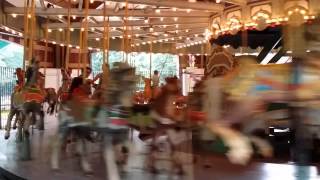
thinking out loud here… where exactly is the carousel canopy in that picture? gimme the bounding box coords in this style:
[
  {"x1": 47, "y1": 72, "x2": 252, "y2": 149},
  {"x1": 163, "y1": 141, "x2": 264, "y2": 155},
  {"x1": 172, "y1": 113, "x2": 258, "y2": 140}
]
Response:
[{"x1": 0, "y1": 0, "x2": 318, "y2": 54}]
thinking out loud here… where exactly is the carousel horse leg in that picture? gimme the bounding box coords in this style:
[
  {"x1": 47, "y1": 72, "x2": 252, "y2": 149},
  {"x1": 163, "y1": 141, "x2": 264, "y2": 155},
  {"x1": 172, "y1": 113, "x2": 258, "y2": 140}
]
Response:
[
  {"x1": 21, "y1": 112, "x2": 32, "y2": 160},
  {"x1": 51, "y1": 133, "x2": 63, "y2": 170},
  {"x1": 104, "y1": 135, "x2": 120, "y2": 180},
  {"x1": 4, "y1": 108, "x2": 17, "y2": 139},
  {"x1": 207, "y1": 124, "x2": 253, "y2": 165},
  {"x1": 249, "y1": 136, "x2": 273, "y2": 158},
  {"x1": 16, "y1": 112, "x2": 23, "y2": 142},
  {"x1": 77, "y1": 136, "x2": 92, "y2": 174}
]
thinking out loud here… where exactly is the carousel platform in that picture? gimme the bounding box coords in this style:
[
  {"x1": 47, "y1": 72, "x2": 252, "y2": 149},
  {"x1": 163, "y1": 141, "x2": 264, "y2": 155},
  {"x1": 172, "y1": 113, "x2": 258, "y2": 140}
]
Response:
[{"x1": 0, "y1": 115, "x2": 318, "y2": 180}]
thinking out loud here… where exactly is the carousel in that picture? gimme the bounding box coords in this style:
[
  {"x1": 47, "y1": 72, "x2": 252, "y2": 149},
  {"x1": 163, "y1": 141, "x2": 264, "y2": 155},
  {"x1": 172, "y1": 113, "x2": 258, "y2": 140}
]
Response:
[{"x1": 0, "y1": 0, "x2": 320, "y2": 179}]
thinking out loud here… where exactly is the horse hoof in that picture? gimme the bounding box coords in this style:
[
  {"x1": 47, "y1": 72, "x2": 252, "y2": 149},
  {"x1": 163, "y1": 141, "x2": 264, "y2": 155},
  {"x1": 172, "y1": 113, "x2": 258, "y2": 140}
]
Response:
[{"x1": 4, "y1": 132, "x2": 10, "y2": 140}]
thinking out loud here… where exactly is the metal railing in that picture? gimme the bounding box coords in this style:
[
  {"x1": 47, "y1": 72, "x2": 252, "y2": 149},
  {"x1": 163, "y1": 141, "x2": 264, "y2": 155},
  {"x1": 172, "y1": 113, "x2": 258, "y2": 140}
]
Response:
[{"x1": 0, "y1": 67, "x2": 16, "y2": 128}]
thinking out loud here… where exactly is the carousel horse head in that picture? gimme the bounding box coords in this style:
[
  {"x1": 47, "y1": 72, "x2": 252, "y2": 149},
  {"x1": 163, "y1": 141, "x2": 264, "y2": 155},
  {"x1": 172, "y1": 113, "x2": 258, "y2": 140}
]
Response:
[{"x1": 105, "y1": 62, "x2": 136, "y2": 107}]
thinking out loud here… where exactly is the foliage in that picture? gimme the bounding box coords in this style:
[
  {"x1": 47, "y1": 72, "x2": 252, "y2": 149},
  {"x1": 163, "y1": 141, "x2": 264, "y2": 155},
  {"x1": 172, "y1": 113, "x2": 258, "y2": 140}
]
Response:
[{"x1": 0, "y1": 40, "x2": 23, "y2": 68}]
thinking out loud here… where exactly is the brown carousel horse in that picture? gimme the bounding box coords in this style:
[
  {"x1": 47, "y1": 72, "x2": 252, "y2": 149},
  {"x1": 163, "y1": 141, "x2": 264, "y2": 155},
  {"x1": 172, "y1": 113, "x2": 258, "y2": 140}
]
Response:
[{"x1": 145, "y1": 77, "x2": 194, "y2": 175}]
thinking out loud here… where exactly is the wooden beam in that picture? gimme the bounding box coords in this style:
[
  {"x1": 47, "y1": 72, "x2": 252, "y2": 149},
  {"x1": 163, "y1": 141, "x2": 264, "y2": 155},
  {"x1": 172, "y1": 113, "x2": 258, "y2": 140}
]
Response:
[
  {"x1": 4, "y1": 7, "x2": 211, "y2": 18},
  {"x1": 45, "y1": 18, "x2": 209, "y2": 29},
  {"x1": 99, "y1": 0, "x2": 225, "y2": 12},
  {"x1": 88, "y1": 24, "x2": 208, "y2": 38}
]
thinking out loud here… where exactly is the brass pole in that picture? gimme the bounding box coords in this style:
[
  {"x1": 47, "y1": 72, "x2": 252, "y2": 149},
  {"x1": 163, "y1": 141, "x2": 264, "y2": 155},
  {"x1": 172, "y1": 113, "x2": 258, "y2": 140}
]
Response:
[
  {"x1": 65, "y1": 0, "x2": 71, "y2": 70},
  {"x1": 44, "y1": 18, "x2": 49, "y2": 76},
  {"x1": 23, "y1": 0, "x2": 30, "y2": 70},
  {"x1": 78, "y1": 25, "x2": 83, "y2": 76},
  {"x1": 27, "y1": 0, "x2": 36, "y2": 61},
  {"x1": 82, "y1": 0, "x2": 90, "y2": 78},
  {"x1": 149, "y1": 43, "x2": 152, "y2": 79}
]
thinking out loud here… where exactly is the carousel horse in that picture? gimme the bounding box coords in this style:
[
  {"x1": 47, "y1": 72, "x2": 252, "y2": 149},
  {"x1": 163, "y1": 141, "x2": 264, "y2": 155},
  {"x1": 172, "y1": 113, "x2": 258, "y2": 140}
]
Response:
[
  {"x1": 4, "y1": 59, "x2": 46, "y2": 160},
  {"x1": 51, "y1": 62, "x2": 136, "y2": 179},
  {"x1": 4, "y1": 68, "x2": 25, "y2": 139},
  {"x1": 45, "y1": 88, "x2": 58, "y2": 115},
  {"x1": 143, "y1": 77, "x2": 194, "y2": 175},
  {"x1": 144, "y1": 78, "x2": 152, "y2": 102}
]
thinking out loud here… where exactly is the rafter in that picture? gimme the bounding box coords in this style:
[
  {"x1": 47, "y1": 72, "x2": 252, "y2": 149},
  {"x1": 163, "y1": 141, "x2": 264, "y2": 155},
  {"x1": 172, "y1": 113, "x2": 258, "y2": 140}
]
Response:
[
  {"x1": 5, "y1": 7, "x2": 211, "y2": 18},
  {"x1": 45, "y1": 18, "x2": 209, "y2": 29},
  {"x1": 98, "y1": 0, "x2": 225, "y2": 12},
  {"x1": 88, "y1": 24, "x2": 207, "y2": 38}
]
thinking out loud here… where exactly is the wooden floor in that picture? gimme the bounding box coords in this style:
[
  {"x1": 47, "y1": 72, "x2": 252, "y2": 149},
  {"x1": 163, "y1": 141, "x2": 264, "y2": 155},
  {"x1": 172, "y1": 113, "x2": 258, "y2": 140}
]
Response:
[{"x1": 0, "y1": 114, "x2": 319, "y2": 180}]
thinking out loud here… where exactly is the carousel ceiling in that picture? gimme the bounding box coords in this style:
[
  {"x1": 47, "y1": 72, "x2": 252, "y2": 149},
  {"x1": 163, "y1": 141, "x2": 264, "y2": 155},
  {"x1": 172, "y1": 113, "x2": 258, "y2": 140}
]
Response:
[{"x1": 1, "y1": 0, "x2": 319, "y2": 54}]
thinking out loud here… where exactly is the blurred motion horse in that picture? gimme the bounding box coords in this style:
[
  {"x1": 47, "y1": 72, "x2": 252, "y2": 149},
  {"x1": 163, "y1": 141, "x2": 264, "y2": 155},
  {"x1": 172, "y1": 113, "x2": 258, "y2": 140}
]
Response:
[{"x1": 51, "y1": 62, "x2": 136, "y2": 180}]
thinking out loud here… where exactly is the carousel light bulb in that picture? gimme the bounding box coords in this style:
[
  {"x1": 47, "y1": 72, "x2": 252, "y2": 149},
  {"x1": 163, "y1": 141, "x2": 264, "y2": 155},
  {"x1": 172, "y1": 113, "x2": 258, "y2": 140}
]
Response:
[
  {"x1": 11, "y1": 14, "x2": 17, "y2": 18},
  {"x1": 150, "y1": 27, "x2": 154, "y2": 32},
  {"x1": 60, "y1": 43, "x2": 64, "y2": 46},
  {"x1": 171, "y1": 37, "x2": 174, "y2": 40},
  {"x1": 90, "y1": 0, "x2": 94, "y2": 3},
  {"x1": 112, "y1": 37, "x2": 116, "y2": 39},
  {"x1": 72, "y1": 15, "x2": 76, "y2": 20},
  {"x1": 288, "y1": 11, "x2": 293, "y2": 15},
  {"x1": 147, "y1": 41, "x2": 151, "y2": 44},
  {"x1": 186, "y1": 9, "x2": 191, "y2": 13},
  {"x1": 300, "y1": 10, "x2": 306, "y2": 15},
  {"x1": 202, "y1": 40, "x2": 207, "y2": 43},
  {"x1": 136, "y1": 43, "x2": 140, "y2": 46},
  {"x1": 142, "y1": 42, "x2": 146, "y2": 45},
  {"x1": 88, "y1": 47, "x2": 93, "y2": 50},
  {"x1": 128, "y1": 35, "x2": 131, "y2": 38},
  {"x1": 19, "y1": 32, "x2": 23, "y2": 36},
  {"x1": 76, "y1": 46, "x2": 80, "y2": 49},
  {"x1": 172, "y1": 7, "x2": 177, "y2": 11},
  {"x1": 174, "y1": 17, "x2": 178, "y2": 22},
  {"x1": 155, "y1": 9, "x2": 161, "y2": 14},
  {"x1": 165, "y1": 39, "x2": 168, "y2": 42},
  {"x1": 119, "y1": 36, "x2": 123, "y2": 39},
  {"x1": 186, "y1": 37, "x2": 190, "y2": 40},
  {"x1": 95, "y1": 38, "x2": 100, "y2": 41},
  {"x1": 48, "y1": 29, "x2": 52, "y2": 33},
  {"x1": 295, "y1": 8, "x2": 299, "y2": 12},
  {"x1": 163, "y1": 25, "x2": 167, "y2": 28},
  {"x1": 52, "y1": 41, "x2": 56, "y2": 44},
  {"x1": 216, "y1": 0, "x2": 221, "y2": 3},
  {"x1": 153, "y1": 32, "x2": 159, "y2": 36},
  {"x1": 185, "y1": 29, "x2": 189, "y2": 33},
  {"x1": 81, "y1": 28, "x2": 85, "y2": 31},
  {"x1": 69, "y1": 44, "x2": 72, "y2": 47},
  {"x1": 311, "y1": 15, "x2": 316, "y2": 19},
  {"x1": 59, "y1": 28, "x2": 63, "y2": 32},
  {"x1": 159, "y1": 39, "x2": 163, "y2": 42},
  {"x1": 195, "y1": 34, "x2": 198, "y2": 37},
  {"x1": 70, "y1": 28, "x2": 74, "y2": 31},
  {"x1": 175, "y1": 30, "x2": 179, "y2": 34},
  {"x1": 91, "y1": 27, "x2": 95, "y2": 31},
  {"x1": 153, "y1": 40, "x2": 157, "y2": 43},
  {"x1": 58, "y1": 15, "x2": 63, "y2": 19},
  {"x1": 135, "y1": 34, "x2": 139, "y2": 37},
  {"x1": 191, "y1": 42, "x2": 194, "y2": 45},
  {"x1": 304, "y1": 16, "x2": 309, "y2": 20},
  {"x1": 164, "y1": 33, "x2": 168, "y2": 37},
  {"x1": 144, "y1": 19, "x2": 149, "y2": 23},
  {"x1": 96, "y1": 48, "x2": 100, "y2": 51},
  {"x1": 179, "y1": 36, "x2": 182, "y2": 39},
  {"x1": 28, "y1": 14, "x2": 31, "y2": 18},
  {"x1": 160, "y1": 17, "x2": 164, "y2": 21},
  {"x1": 284, "y1": 17, "x2": 289, "y2": 21},
  {"x1": 306, "y1": 49, "x2": 311, "y2": 52},
  {"x1": 175, "y1": 24, "x2": 179, "y2": 28}
]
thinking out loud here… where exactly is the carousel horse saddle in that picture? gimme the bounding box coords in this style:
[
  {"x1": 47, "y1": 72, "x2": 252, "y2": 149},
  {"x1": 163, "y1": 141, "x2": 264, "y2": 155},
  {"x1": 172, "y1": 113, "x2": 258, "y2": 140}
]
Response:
[
  {"x1": 129, "y1": 104, "x2": 155, "y2": 128},
  {"x1": 22, "y1": 87, "x2": 45, "y2": 103}
]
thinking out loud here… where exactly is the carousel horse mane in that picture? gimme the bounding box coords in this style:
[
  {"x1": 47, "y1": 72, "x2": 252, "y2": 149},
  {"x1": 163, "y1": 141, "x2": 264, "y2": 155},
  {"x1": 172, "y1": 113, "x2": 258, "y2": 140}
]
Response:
[
  {"x1": 104, "y1": 62, "x2": 136, "y2": 107},
  {"x1": 25, "y1": 58, "x2": 40, "y2": 87},
  {"x1": 206, "y1": 46, "x2": 235, "y2": 78},
  {"x1": 143, "y1": 78, "x2": 152, "y2": 100}
]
